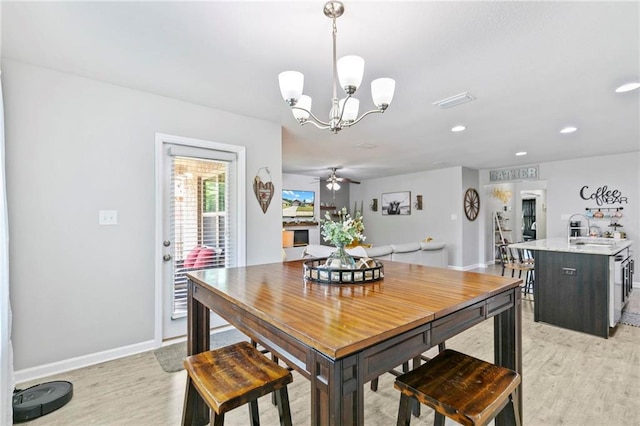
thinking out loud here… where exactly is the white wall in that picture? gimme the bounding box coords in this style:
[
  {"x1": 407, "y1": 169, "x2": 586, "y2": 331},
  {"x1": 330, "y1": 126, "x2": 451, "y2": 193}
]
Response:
[
  {"x1": 350, "y1": 167, "x2": 466, "y2": 267},
  {"x1": 542, "y1": 153, "x2": 639, "y2": 242},
  {"x1": 480, "y1": 153, "x2": 639, "y2": 263},
  {"x1": 4, "y1": 60, "x2": 282, "y2": 373}
]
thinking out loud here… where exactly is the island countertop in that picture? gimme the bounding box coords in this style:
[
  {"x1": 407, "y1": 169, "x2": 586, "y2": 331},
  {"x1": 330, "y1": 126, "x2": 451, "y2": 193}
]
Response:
[{"x1": 510, "y1": 237, "x2": 633, "y2": 256}]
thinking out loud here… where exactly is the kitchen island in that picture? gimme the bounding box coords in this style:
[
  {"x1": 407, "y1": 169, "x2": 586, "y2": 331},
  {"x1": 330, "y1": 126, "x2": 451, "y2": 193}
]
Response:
[{"x1": 511, "y1": 238, "x2": 634, "y2": 338}]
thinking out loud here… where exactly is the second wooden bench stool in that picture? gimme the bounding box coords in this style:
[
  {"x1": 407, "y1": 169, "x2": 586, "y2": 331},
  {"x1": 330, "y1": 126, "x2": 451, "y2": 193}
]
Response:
[
  {"x1": 394, "y1": 349, "x2": 521, "y2": 426},
  {"x1": 182, "y1": 341, "x2": 293, "y2": 426}
]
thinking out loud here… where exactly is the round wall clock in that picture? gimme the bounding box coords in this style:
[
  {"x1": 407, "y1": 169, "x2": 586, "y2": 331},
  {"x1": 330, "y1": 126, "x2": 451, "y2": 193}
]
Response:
[{"x1": 464, "y1": 188, "x2": 480, "y2": 221}]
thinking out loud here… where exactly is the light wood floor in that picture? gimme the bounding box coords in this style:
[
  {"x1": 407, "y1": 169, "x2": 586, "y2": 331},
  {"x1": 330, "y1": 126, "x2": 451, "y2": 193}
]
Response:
[{"x1": 17, "y1": 265, "x2": 640, "y2": 425}]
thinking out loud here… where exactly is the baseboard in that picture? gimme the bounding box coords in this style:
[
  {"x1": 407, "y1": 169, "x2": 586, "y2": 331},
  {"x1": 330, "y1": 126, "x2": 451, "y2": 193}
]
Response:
[
  {"x1": 452, "y1": 263, "x2": 488, "y2": 271},
  {"x1": 14, "y1": 339, "x2": 156, "y2": 384},
  {"x1": 14, "y1": 325, "x2": 240, "y2": 384}
]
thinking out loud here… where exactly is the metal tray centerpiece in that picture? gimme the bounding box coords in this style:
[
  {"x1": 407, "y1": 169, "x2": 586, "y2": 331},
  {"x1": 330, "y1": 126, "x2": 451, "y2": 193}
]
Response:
[{"x1": 303, "y1": 257, "x2": 384, "y2": 284}]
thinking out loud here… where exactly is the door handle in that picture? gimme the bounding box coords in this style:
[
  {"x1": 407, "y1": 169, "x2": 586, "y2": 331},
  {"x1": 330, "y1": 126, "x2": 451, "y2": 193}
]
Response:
[{"x1": 163, "y1": 254, "x2": 172, "y2": 261}]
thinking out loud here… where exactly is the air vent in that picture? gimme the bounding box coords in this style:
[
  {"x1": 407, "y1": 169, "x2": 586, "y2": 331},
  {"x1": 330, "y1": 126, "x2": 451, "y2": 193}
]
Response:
[{"x1": 433, "y1": 92, "x2": 476, "y2": 109}]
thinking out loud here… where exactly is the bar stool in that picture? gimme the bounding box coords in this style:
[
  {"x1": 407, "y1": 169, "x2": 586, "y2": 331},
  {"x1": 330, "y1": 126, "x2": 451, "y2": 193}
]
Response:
[
  {"x1": 394, "y1": 349, "x2": 521, "y2": 426},
  {"x1": 182, "y1": 341, "x2": 293, "y2": 426}
]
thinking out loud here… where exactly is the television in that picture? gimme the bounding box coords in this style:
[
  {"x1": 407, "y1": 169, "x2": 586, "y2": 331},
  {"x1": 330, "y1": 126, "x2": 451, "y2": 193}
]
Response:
[{"x1": 282, "y1": 189, "x2": 315, "y2": 218}]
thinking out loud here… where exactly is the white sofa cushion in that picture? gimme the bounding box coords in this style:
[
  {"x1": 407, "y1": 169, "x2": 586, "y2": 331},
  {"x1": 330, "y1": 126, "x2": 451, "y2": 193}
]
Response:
[{"x1": 364, "y1": 245, "x2": 393, "y2": 260}]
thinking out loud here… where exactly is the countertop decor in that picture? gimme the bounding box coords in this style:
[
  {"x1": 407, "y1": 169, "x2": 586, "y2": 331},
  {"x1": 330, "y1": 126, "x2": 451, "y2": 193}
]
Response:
[{"x1": 303, "y1": 257, "x2": 384, "y2": 284}]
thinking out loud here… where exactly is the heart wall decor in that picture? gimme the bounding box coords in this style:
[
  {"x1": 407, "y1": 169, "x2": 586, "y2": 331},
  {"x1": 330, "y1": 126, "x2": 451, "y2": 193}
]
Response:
[{"x1": 253, "y1": 167, "x2": 274, "y2": 214}]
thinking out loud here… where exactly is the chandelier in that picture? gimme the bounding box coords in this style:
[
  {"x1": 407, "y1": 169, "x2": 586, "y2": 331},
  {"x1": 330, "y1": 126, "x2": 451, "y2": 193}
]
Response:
[{"x1": 278, "y1": 1, "x2": 396, "y2": 134}]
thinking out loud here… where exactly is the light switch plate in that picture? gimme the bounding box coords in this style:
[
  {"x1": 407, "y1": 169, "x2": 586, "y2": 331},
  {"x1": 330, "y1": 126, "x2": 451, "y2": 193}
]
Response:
[{"x1": 99, "y1": 210, "x2": 118, "y2": 225}]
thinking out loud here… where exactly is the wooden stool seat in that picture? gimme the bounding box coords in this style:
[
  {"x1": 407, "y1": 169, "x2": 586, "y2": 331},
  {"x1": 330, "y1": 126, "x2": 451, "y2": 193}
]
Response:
[
  {"x1": 394, "y1": 349, "x2": 521, "y2": 426},
  {"x1": 182, "y1": 341, "x2": 293, "y2": 426}
]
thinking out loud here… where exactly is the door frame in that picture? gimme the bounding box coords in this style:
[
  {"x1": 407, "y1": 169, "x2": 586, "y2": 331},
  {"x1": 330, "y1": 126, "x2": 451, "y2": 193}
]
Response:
[{"x1": 154, "y1": 133, "x2": 246, "y2": 346}]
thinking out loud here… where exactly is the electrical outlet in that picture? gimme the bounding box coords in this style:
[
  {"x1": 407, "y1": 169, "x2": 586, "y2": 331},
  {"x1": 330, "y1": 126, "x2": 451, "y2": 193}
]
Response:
[{"x1": 99, "y1": 210, "x2": 118, "y2": 225}]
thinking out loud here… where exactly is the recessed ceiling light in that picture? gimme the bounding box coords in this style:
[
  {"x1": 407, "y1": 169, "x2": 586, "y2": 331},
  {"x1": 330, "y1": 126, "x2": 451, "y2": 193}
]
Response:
[
  {"x1": 560, "y1": 126, "x2": 578, "y2": 134},
  {"x1": 615, "y1": 82, "x2": 640, "y2": 93},
  {"x1": 451, "y1": 125, "x2": 466, "y2": 132},
  {"x1": 515, "y1": 151, "x2": 527, "y2": 156}
]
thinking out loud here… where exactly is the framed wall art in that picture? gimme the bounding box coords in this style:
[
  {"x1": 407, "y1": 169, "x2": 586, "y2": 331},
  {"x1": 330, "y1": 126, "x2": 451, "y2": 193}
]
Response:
[{"x1": 381, "y1": 191, "x2": 411, "y2": 215}]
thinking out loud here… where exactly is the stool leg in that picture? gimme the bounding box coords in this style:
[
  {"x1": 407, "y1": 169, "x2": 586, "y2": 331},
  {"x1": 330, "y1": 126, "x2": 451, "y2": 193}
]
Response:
[
  {"x1": 510, "y1": 388, "x2": 522, "y2": 426},
  {"x1": 434, "y1": 412, "x2": 445, "y2": 426},
  {"x1": 248, "y1": 400, "x2": 259, "y2": 426},
  {"x1": 396, "y1": 394, "x2": 412, "y2": 426},
  {"x1": 271, "y1": 355, "x2": 279, "y2": 406},
  {"x1": 275, "y1": 387, "x2": 293, "y2": 426},
  {"x1": 411, "y1": 356, "x2": 421, "y2": 418},
  {"x1": 371, "y1": 377, "x2": 379, "y2": 391},
  {"x1": 182, "y1": 376, "x2": 209, "y2": 426}
]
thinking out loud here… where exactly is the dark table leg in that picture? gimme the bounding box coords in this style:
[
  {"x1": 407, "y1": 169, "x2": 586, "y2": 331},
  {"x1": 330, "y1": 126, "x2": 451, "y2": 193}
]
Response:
[
  {"x1": 182, "y1": 280, "x2": 211, "y2": 426},
  {"x1": 310, "y1": 351, "x2": 364, "y2": 426},
  {"x1": 494, "y1": 289, "x2": 522, "y2": 426}
]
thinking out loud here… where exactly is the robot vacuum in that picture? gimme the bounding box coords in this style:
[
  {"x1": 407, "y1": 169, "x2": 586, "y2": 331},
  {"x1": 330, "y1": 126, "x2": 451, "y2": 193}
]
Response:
[{"x1": 12, "y1": 381, "x2": 73, "y2": 423}]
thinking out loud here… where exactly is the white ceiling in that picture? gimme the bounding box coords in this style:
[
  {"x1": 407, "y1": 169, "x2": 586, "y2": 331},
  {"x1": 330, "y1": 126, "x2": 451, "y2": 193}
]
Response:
[{"x1": 2, "y1": 1, "x2": 639, "y2": 182}]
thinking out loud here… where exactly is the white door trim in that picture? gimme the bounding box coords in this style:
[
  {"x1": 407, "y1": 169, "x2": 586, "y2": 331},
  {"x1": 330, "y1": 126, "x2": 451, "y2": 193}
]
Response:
[{"x1": 154, "y1": 133, "x2": 246, "y2": 346}]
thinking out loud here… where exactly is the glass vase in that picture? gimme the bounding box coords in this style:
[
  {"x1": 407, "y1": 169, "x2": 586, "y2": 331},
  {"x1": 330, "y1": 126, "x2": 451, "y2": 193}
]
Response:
[{"x1": 326, "y1": 243, "x2": 356, "y2": 269}]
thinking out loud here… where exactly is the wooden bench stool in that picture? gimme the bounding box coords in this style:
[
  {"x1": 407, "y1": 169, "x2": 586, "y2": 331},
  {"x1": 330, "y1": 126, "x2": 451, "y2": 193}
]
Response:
[
  {"x1": 182, "y1": 341, "x2": 293, "y2": 426},
  {"x1": 394, "y1": 349, "x2": 521, "y2": 426}
]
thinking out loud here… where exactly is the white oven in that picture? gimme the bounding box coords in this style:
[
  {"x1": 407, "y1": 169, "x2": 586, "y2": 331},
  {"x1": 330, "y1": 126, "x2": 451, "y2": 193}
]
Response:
[{"x1": 611, "y1": 255, "x2": 623, "y2": 327}]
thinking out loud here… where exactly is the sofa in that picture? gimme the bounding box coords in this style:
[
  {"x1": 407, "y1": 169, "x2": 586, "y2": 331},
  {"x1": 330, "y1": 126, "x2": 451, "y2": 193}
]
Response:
[{"x1": 302, "y1": 241, "x2": 448, "y2": 269}]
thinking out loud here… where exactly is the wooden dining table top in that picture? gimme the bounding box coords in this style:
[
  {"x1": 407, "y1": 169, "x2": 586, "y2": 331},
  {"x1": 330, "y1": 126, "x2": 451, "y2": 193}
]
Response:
[{"x1": 187, "y1": 259, "x2": 521, "y2": 359}]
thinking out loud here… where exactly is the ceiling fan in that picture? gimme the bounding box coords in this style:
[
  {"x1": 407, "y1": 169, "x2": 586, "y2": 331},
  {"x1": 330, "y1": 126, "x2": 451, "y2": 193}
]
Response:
[{"x1": 322, "y1": 167, "x2": 359, "y2": 198}]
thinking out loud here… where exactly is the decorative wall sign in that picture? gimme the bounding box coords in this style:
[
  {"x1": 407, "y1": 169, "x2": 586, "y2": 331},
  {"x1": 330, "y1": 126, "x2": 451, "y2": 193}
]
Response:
[
  {"x1": 382, "y1": 191, "x2": 411, "y2": 215},
  {"x1": 253, "y1": 167, "x2": 274, "y2": 214},
  {"x1": 463, "y1": 188, "x2": 480, "y2": 221},
  {"x1": 489, "y1": 166, "x2": 539, "y2": 182},
  {"x1": 579, "y1": 185, "x2": 628, "y2": 205}
]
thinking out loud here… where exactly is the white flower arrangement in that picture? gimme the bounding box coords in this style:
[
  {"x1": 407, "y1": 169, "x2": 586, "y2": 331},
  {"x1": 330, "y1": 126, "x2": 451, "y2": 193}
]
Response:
[{"x1": 321, "y1": 207, "x2": 365, "y2": 247}]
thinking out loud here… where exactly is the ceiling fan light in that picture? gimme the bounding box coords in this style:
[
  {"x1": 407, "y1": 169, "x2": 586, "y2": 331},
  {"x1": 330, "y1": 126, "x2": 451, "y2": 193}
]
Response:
[
  {"x1": 278, "y1": 71, "x2": 304, "y2": 104},
  {"x1": 292, "y1": 95, "x2": 312, "y2": 121},
  {"x1": 371, "y1": 78, "x2": 395, "y2": 109},
  {"x1": 327, "y1": 181, "x2": 341, "y2": 191},
  {"x1": 615, "y1": 82, "x2": 640, "y2": 93},
  {"x1": 339, "y1": 97, "x2": 359, "y2": 122},
  {"x1": 337, "y1": 55, "x2": 365, "y2": 94}
]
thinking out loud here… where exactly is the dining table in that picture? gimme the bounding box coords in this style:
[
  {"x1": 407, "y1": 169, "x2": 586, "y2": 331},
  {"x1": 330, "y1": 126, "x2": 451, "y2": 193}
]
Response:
[{"x1": 183, "y1": 259, "x2": 522, "y2": 426}]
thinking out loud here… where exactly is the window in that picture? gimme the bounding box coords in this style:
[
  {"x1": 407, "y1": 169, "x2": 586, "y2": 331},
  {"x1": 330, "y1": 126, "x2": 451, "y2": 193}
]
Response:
[{"x1": 170, "y1": 156, "x2": 232, "y2": 318}]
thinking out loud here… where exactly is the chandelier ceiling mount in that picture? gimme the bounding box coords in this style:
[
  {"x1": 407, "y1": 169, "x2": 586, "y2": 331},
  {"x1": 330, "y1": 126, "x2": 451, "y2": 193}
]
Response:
[{"x1": 278, "y1": 1, "x2": 395, "y2": 134}]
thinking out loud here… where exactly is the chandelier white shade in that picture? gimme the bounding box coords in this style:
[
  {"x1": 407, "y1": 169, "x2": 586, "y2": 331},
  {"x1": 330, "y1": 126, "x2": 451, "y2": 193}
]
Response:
[{"x1": 278, "y1": 1, "x2": 395, "y2": 133}]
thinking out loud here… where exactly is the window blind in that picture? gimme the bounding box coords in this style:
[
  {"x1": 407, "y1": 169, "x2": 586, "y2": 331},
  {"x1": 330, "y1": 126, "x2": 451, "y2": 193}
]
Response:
[{"x1": 169, "y1": 154, "x2": 234, "y2": 318}]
